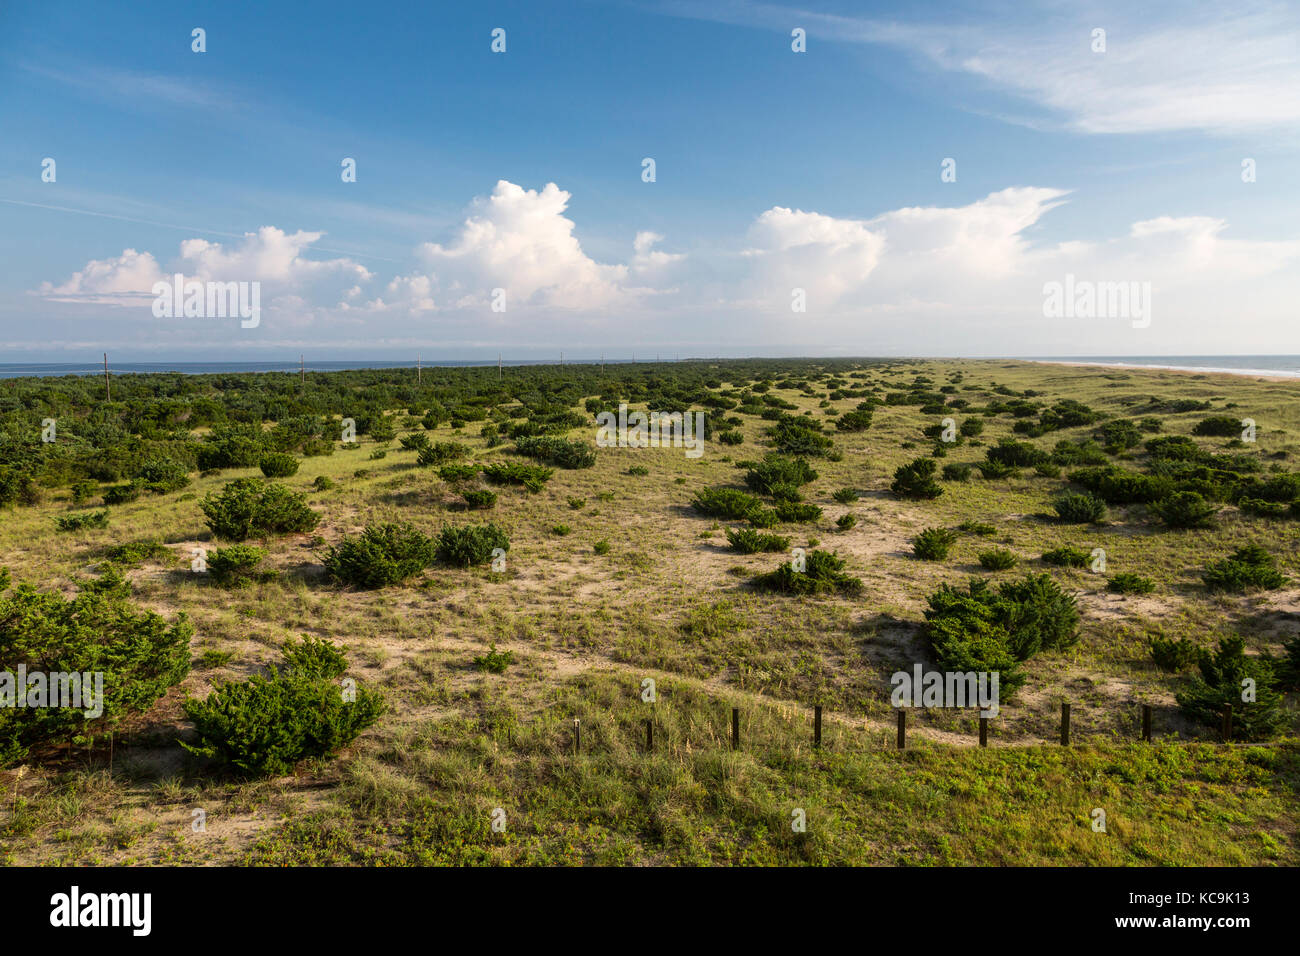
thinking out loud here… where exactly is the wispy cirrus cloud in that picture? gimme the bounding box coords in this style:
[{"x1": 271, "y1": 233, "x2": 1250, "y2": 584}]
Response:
[{"x1": 653, "y1": 0, "x2": 1300, "y2": 136}]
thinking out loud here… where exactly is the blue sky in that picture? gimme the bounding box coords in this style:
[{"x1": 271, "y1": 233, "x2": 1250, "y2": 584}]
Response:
[{"x1": 2, "y1": 0, "x2": 1298, "y2": 360}]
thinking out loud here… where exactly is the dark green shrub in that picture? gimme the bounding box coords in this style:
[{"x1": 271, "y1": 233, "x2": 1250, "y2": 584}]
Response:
[
  {"x1": 472, "y1": 642, "x2": 514, "y2": 674},
  {"x1": 1054, "y1": 493, "x2": 1107, "y2": 524},
  {"x1": 1192, "y1": 416, "x2": 1243, "y2": 437},
  {"x1": 0, "y1": 576, "x2": 192, "y2": 766},
  {"x1": 831, "y1": 488, "x2": 859, "y2": 503},
  {"x1": 912, "y1": 527, "x2": 957, "y2": 560},
  {"x1": 138, "y1": 458, "x2": 191, "y2": 493},
  {"x1": 399, "y1": 432, "x2": 431, "y2": 451},
  {"x1": 259, "y1": 453, "x2": 299, "y2": 478},
  {"x1": 435, "y1": 523, "x2": 510, "y2": 567},
  {"x1": 1108, "y1": 573, "x2": 1154, "y2": 594},
  {"x1": 462, "y1": 489, "x2": 497, "y2": 510},
  {"x1": 1150, "y1": 637, "x2": 1206, "y2": 672},
  {"x1": 438, "y1": 464, "x2": 479, "y2": 482},
  {"x1": 836, "y1": 513, "x2": 857, "y2": 530},
  {"x1": 725, "y1": 527, "x2": 790, "y2": 554},
  {"x1": 977, "y1": 461, "x2": 1018, "y2": 480},
  {"x1": 1201, "y1": 544, "x2": 1286, "y2": 592},
  {"x1": 1042, "y1": 546, "x2": 1090, "y2": 568},
  {"x1": 717, "y1": 430, "x2": 744, "y2": 445},
  {"x1": 54, "y1": 510, "x2": 109, "y2": 532},
  {"x1": 769, "y1": 416, "x2": 834, "y2": 457},
  {"x1": 417, "y1": 441, "x2": 471, "y2": 466},
  {"x1": 978, "y1": 549, "x2": 1018, "y2": 571},
  {"x1": 514, "y1": 436, "x2": 596, "y2": 469},
  {"x1": 324, "y1": 523, "x2": 437, "y2": 589},
  {"x1": 312, "y1": 476, "x2": 334, "y2": 491},
  {"x1": 181, "y1": 639, "x2": 383, "y2": 776},
  {"x1": 891, "y1": 457, "x2": 943, "y2": 499},
  {"x1": 834, "y1": 409, "x2": 873, "y2": 432},
  {"x1": 105, "y1": 538, "x2": 169, "y2": 565},
  {"x1": 751, "y1": 550, "x2": 862, "y2": 596},
  {"x1": 208, "y1": 545, "x2": 274, "y2": 587},
  {"x1": 592, "y1": 539, "x2": 611, "y2": 555},
  {"x1": 1175, "y1": 637, "x2": 1286, "y2": 740},
  {"x1": 957, "y1": 521, "x2": 996, "y2": 536},
  {"x1": 744, "y1": 455, "x2": 817, "y2": 496},
  {"x1": 201, "y1": 478, "x2": 321, "y2": 541},
  {"x1": 986, "y1": 439, "x2": 1047, "y2": 468},
  {"x1": 691, "y1": 487, "x2": 763, "y2": 520},
  {"x1": 774, "y1": 501, "x2": 822, "y2": 523},
  {"x1": 942, "y1": 463, "x2": 972, "y2": 482},
  {"x1": 1150, "y1": 491, "x2": 1218, "y2": 528},
  {"x1": 1238, "y1": 497, "x2": 1290, "y2": 517},
  {"x1": 481, "y1": 462, "x2": 552, "y2": 492},
  {"x1": 103, "y1": 481, "x2": 144, "y2": 505}
]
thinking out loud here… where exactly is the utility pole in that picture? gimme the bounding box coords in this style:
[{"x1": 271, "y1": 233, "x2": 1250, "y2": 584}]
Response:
[
  {"x1": 300, "y1": 354, "x2": 305, "y2": 385},
  {"x1": 103, "y1": 353, "x2": 110, "y2": 401},
  {"x1": 417, "y1": 353, "x2": 422, "y2": 385},
  {"x1": 498, "y1": 353, "x2": 502, "y2": 378}
]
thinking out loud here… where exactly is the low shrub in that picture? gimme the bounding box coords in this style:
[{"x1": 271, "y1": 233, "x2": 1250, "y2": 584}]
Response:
[
  {"x1": 1150, "y1": 637, "x2": 1206, "y2": 672},
  {"x1": 1150, "y1": 491, "x2": 1218, "y2": 528},
  {"x1": 1175, "y1": 637, "x2": 1286, "y2": 740},
  {"x1": 208, "y1": 545, "x2": 275, "y2": 588},
  {"x1": 942, "y1": 463, "x2": 972, "y2": 482},
  {"x1": 891, "y1": 457, "x2": 943, "y2": 499},
  {"x1": 1041, "y1": 546, "x2": 1090, "y2": 568},
  {"x1": 182, "y1": 638, "x2": 384, "y2": 776},
  {"x1": 1108, "y1": 572, "x2": 1154, "y2": 594},
  {"x1": 472, "y1": 642, "x2": 514, "y2": 674},
  {"x1": 1054, "y1": 493, "x2": 1107, "y2": 524},
  {"x1": 836, "y1": 513, "x2": 857, "y2": 531},
  {"x1": 725, "y1": 527, "x2": 790, "y2": 554},
  {"x1": 481, "y1": 462, "x2": 553, "y2": 492},
  {"x1": 54, "y1": 510, "x2": 108, "y2": 532},
  {"x1": 201, "y1": 478, "x2": 321, "y2": 541},
  {"x1": 691, "y1": 487, "x2": 763, "y2": 520},
  {"x1": 462, "y1": 489, "x2": 497, "y2": 510},
  {"x1": 435, "y1": 523, "x2": 510, "y2": 567},
  {"x1": 1, "y1": 574, "x2": 192, "y2": 766},
  {"x1": 751, "y1": 549, "x2": 862, "y2": 596},
  {"x1": 258, "y1": 453, "x2": 299, "y2": 478},
  {"x1": 978, "y1": 549, "x2": 1018, "y2": 571},
  {"x1": 1201, "y1": 544, "x2": 1286, "y2": 592},
  {"x1": 912, "y1": 527, "x2": 958, "y2": 561},
  {"x1": 324, "y1": 523, "x2": 437, "y2": 589},
  {"x1": 774, "y1": 501, "x2": 822, "y2": 523},
  {"x1": 417, "y1": 442, "x2": 471, "y2": 466},
  {"x1": 831, "y1": 487, "x2": 859, "y2": 503}
]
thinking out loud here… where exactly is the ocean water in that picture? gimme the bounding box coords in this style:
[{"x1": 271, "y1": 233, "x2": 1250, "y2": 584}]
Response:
[
  {"x1": 1, "y1": 356, "x2": 1299, "y2": 380},
  {"x1": 0, "y1": 359, "x2": 629, "y2": 379},
  {"x1": 1029, "y1": 356, "x2": 1300, "y2": 379}
]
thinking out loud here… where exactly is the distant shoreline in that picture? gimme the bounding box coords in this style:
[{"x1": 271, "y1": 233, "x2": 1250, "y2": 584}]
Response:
[{"x1": 1025, "y1": 359, "x2": 1300, "y2": 382}]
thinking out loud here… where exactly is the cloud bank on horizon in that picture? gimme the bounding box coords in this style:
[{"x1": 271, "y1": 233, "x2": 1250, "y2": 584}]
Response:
[{"x1": 3, "y1": 0, "x2": 1298, "y2": 358}]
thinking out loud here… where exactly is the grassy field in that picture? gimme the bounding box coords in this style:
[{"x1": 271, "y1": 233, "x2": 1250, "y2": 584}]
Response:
[{"x1": 1, "y1": 358, "x2": 1298, "y2": 865}]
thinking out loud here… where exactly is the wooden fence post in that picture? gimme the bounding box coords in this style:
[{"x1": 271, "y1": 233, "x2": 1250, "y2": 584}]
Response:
[
  {"x1": 1222, "y1": 704, "x2": 1232, "y2": 742},
  {"x1": 1060, "y1": 703, "x2": 1070, "y2": 747},
  {"x1": 646, "y1": 719, "x2": 653, "y2": 753},
  {"x1": 979, "y1": 716, "x2": 988, "y2": 747},
  {"x1": 731, "y1": 708, "x2": 739, "y2": 750},
  {"x1": 896, "y1": 709, "x2": 906, "y2": 750},
  {"x1": 573, "y1": 718, "x2": 580, "y2": 755},
  {"x1": 1142, "y1": 704, "x2": 1152, "y2": 742},
  {"x1": 813, "y1": 705, "x2": 822, "y2": 749}
]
